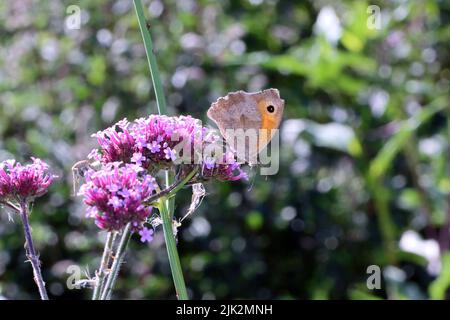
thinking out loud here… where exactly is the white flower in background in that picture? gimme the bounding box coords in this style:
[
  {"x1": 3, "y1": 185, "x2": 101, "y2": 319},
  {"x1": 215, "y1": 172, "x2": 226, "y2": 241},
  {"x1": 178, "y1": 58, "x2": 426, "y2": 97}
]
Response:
[
  {"x1": 281, "y1": 119, "x2": 355, "y2": 153},
  {"x1": 281, "y1": 119, "x2": 306, "y2": 146},
  {"x1": 419, "y1": 136, "x2": 444, "y2": 157},
  {"x1": 313, "y1": 6, "x2": 342, "y2": 45},
  {"x1": 399, "y1": 230, "x2": 441, "y2": 275},
  {"x1": 369, "y1": 89, "x2": 389, "y2": 118}
]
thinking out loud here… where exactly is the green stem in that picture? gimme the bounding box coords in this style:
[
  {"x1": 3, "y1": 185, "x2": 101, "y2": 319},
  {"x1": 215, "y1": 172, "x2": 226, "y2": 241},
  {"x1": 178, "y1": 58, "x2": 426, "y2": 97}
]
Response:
[
  {"x1": 133, "y1": 0, "x2": 167, "y2": 115},
  {"x1": 133, "y1": 0, "x2": 189, "y2": 300},
  {"x1": 368, "y1": 177, "x2": 397, "y2": 264},
  {"x1": 99, "y1": 232, "x2": 117, "y2": 295},
  {"x1": 92, "y1": 231, "x2": 114, "y2": 300},
  {"x1": 144, "y1": 168, "x2": 199, "y2": 205},
  {"x1": 159, "y1": 197, "x2": 189, "y2": 299},
  {"x1": 100, "y1": 223, "x2": 132, "y2": 300},
  {"x1": 395, "y1": 106, "x2": 435, "y2": 224},
  {"x1": 165, "y1": 171, "x2": 176, "y2": 217}
]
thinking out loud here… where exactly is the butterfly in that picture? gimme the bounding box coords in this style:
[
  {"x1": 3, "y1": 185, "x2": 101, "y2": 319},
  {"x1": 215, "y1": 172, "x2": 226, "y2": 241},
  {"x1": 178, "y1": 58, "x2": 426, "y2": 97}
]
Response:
[{"x1": 207, "y1": 88, "x2": 284, "y2": 164}]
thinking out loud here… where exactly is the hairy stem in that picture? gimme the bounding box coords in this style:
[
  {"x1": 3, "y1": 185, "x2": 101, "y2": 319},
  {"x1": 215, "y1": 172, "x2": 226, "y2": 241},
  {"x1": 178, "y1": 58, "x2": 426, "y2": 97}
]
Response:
[
  {"x1": 19, "y1": 201, "x2": 49, "y2": 300},
  {"x1": 92, "y1": 231, "x2": 114, "y2": 300},
  {"x1": 100, "y1": 223, "x2": 132, "y2": 300}
]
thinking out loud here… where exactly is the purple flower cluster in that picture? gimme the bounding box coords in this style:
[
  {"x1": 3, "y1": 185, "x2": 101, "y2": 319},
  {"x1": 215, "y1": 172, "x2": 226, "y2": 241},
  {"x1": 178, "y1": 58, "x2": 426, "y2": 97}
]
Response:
[
  {"x1": 89, "y1": 116, "x2": 194, "y2": 170},
  {"x1": 0, "y1": 158, "x2": 54, "y2": 202},
  {"x1": 89, "y1": 119, "x2": 135, "y2": 165},
  {"x1": 79, "y1": 115, "x2": 248, "y2": 235},
  {"x1": 201, "y1": 151, "x2": 248, "y2": 181},
  {"x1": 131, "y1": 115, "x2": 203, "y2": 169},
  {"x1": 78, "y1": 163, "x2": 156, "y2": 232},
  {"x1": 89, "y1": 115, "x2": 247, "y2": 182}
]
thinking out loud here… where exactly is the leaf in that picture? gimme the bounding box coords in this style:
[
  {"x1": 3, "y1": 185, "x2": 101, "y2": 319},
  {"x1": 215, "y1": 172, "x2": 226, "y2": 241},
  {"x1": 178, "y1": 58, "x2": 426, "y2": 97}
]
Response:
[
  {"x1": 261, "y1": 55, "x2": 308, "y2": 76},
  {"x1": 429, "y1": 253, "x2": 450, "y2": 300},
  {"x1": 341, "y1": 31, "x2": 364, "y2": 52},
  {"x1": 369, "y1": 97, "x2": 447, "y2": 180},
  {"x1": 87, "y1": 55, "x2": 106, "y2": 85}
]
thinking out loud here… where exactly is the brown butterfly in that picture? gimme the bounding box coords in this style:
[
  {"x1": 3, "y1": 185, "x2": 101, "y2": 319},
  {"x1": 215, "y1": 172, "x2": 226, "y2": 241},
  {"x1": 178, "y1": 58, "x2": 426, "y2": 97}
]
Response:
[{"x1": 207, "y1": 88, "x2": 284, "y2": 164}]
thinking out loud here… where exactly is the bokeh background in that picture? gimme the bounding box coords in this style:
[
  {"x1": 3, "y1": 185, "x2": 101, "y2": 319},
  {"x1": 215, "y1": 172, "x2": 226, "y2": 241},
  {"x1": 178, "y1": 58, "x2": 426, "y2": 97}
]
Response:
[{"x1": 0, "y1": 0, "x2": 449, "y2": 299}]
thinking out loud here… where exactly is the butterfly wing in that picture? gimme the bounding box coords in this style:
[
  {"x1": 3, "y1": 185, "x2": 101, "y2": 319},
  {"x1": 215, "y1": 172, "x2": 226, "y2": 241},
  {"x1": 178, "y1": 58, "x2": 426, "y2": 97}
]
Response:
[
  {"x1": 207, "y1": 89, "x2": 284, "y2": 164},
  {"x1": 207, "y1": 91, "x2": 261, "y2": 163}
]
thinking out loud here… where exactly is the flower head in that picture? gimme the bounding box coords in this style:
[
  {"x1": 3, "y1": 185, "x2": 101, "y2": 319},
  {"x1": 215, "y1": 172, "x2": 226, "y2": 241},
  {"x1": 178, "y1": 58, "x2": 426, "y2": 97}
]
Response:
[
  {"x1": 86, "y1": 115, "x2": 247, "y2": 182},
  {"x1": 0, "y1": 158, "x2": 55, "y2": 202},
  {"x1": 78, "y1": 163, "x2": 156, "y2": 232},
  {"x1": 130, "y1": 115, "x2": 203, "y2": 169},
  {"x1": 201, "y1": 151, "x2": 248, "y2": 181},
  {"x1": 91, "y1": 119, "x2": 136, "y2": 164}
]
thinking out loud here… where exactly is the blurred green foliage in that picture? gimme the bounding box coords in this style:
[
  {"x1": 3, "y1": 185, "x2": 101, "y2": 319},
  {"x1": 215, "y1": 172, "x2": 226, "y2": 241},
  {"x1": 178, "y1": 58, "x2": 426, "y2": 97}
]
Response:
[{"x1": 0, "y1": 0, "x2": 449, "y2": 299}]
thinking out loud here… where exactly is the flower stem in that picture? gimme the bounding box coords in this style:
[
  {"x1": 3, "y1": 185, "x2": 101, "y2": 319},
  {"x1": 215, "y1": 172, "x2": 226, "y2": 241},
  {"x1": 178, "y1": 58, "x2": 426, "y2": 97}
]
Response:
[
  {"x1": 92, "y1": 231, "x2": 114, "y2": 300},
  {"x1": 159, "y1": 197, "x2": 189, "y2": 300},
  {"x1": 144, "y1": 168, "x2": 199, "y2": 205},
  {"x1": 19, "y1": 201, "x2": 49, "y2": 300},
  {"x1": 134, "y1": 0, "x2": 189, "y2": 300},
  {"x1": 133, "y1": 0, "x2": 167, "y2": 115},
  {"x1": 100, "y1": 223, "x2": 132, "y2": 300}
]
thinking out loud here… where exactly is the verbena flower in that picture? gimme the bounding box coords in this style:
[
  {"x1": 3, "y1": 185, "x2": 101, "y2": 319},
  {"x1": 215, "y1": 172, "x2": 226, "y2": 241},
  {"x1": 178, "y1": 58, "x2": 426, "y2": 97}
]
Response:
[
  {"x1": 201, "y1": 151, "x2": 248, "y2": 181},
  {"x1": 87, "y1": 115, "x2": 247, "y2": 182},
  {"x1": 0, "y1": 158, "x2": 55, "y2": 202},
  {"x1": 78, "y1": 163, "x2": 156, "y2": 232},
  {"x1": 138, "y1": 227, "x2": 154, "y2": 243},
  {"x1": 90, "y1": 119, "x2": 136, "y2": 164},
  {"x1": 130, "y1": 115, "x2": 204, "y2": 170}
]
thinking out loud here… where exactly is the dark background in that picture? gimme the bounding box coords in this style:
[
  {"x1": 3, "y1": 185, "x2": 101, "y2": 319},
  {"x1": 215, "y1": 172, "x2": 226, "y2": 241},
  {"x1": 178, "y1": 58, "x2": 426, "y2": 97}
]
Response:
[{"x1": 0, "y1": 0, "x2": 449, "y2": 299}]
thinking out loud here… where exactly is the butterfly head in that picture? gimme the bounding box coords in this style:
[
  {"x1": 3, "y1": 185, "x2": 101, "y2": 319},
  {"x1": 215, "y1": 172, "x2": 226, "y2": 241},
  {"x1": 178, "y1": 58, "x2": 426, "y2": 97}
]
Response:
[{"x1": 254, "y1": 88, "x2": 284, "y2": 131}]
